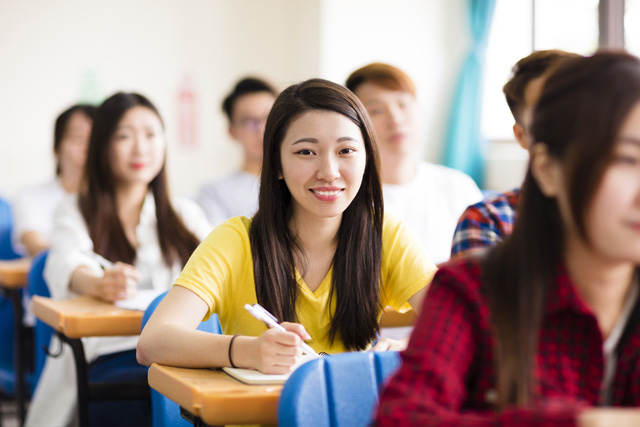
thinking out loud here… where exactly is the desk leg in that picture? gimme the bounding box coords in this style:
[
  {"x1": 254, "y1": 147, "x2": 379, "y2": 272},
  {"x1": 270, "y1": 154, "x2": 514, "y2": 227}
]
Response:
[
  {"x1": 7, "y1": 289, "x2": 26, "y2": 426},
  {"x1": 57, "y1": 334, "x2": 90, "y2": 427},
  {"x1": 179, "y1": 407, "x2": 221, "y2": 427}
]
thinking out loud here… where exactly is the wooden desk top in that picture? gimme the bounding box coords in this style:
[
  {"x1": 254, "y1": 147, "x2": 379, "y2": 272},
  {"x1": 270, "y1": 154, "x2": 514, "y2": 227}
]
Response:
[
  {"x1": 379, "y1": 306, "x2": 417, "y2": 328},
  {"x1": 148, "y1": 364, "x2": 282, "y2": 426},
  {"x1": 32, "y1": 295, "x2": 143, "y2": 338},
  {"x1": 0, "y1": 258, "x2": 31, "y2": 289}
]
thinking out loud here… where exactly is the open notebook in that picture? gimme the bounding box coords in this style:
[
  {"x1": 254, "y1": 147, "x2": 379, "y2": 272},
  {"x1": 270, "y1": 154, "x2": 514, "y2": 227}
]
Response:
[
  {"x1": 114, "y1": 290, "x2": 164, "y2": 311},
  {"x1": 222, "y1": 354, "x2": 319, "y2": 385}
]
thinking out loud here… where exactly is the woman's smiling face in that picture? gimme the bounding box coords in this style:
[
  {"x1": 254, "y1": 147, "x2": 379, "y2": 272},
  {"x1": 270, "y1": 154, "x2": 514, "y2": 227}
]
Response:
[{"x1": 279, "y1": 110, "x2": 367, "y2": 223}]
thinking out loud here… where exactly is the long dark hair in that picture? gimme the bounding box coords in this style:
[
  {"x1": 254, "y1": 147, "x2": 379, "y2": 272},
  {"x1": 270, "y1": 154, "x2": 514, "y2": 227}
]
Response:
[
  {"x1": 79, "y1": 92, "x2": 199, "y2": 266},
  {"x1": 483, "y1": 51, "x2": 640, "y2": 407},
  {"x1": 250, "y1": 79, "x2": 384, "y2": 350}
]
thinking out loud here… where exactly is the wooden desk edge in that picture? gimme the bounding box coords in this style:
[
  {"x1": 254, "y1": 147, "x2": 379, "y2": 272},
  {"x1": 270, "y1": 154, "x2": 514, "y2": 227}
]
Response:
[
  {"x1": 31, "y1": 295, "x2": 143, "y2": 338},
  {"x1": 148, "y1": 364, "x2": 280, "y2": 425},
  {"x1": 0, "y1": 258, "x2": 31, "y2": 288},
  {"x1": 379, "y1": 306, "x2": 417, "y2": 328},
  {"x1": 32, "y1": 295, "x2": 64, "y2": 332}
]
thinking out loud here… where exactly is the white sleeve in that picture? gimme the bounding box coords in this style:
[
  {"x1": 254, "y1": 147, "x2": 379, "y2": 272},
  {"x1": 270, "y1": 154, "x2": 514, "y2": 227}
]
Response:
[
  {"x1": 173, "y1": 196, "x2": 213, "y2": 241},
  {"x1": 43, "y1": 194, "x2": 103, "y2": 300},
  {"x1": 12, "y1": 186, "x2": 51, "y2": 254},
  {"x1": 196, "y1": 182, "x2": 229, "y2": 229}
]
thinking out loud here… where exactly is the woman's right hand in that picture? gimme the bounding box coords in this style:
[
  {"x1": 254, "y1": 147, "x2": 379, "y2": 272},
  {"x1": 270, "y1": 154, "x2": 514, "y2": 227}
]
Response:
[
  {"x1": 578, "y1": 408, "x2": 640, "y2": 427},
  {"x1": 243, "y1": 322, "x2": 312, "y2": 374},
  {"x1": 96, "y1": 262, "x2": 141, "y2": 302}
]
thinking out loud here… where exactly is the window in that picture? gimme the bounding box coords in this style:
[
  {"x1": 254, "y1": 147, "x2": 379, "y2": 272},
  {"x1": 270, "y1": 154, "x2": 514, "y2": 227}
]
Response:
[
  {"x1": 626, "y1": 0, "x2": 640, "y2": 55},
  {"x1": 482, "y1": 0, "x2": 599, "y2": 141}
]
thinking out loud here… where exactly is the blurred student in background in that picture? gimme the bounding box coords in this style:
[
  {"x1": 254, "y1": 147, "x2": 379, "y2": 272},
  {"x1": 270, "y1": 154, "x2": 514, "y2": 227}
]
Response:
[
  {"x1": 451, "y1": 50, "x2": 580, "y2": 260},
  {"x1": 138, "y1": 79, "x2": 435, "y2": 373},
  {"x1": 26, "y1": 92, "x2": 210, "y2": 427},
  {"x1": 196, "y1": 77, "x2": 277, "y2": 227},
  {"x1": 346, "y1": 63, "x2": 482, "y2": 264},
  {"x1": 13, "y1": 104, "x2": 96, "y2": 257},
  {"x1": 376, "y1": 52, "x2": 640, "y2": 426}
]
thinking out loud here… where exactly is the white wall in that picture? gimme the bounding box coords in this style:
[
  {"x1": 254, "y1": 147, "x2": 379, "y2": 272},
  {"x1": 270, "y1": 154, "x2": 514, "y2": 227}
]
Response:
[
  {"x1": 1, "y1": 0, "x2": 515, "y2": 201},
  {"x1": 318, "y1": 0, "x2": 467, "y2": 162},
  {"x1": 0, "y1": 0, "x2": 322, "y2": 198}
]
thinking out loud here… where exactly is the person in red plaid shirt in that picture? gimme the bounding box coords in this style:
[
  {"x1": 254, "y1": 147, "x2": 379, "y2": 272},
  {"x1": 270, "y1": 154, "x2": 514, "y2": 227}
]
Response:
[
  {"x1": 451, "y1": 50, "x2": 579, "y2": 260},
  {"x1": 376, "y1": 52, "x2": 640, "y2": 426}
]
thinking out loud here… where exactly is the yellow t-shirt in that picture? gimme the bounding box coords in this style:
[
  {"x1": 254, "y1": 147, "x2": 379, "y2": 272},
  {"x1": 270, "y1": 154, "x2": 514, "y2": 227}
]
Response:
[{"x1": 174, "y1": 215, "x2": 436, "y2": 354}]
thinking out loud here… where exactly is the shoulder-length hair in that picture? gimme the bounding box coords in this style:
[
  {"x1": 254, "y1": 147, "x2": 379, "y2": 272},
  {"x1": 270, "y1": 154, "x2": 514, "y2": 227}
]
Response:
[
  {"x1": 79, "y1": 92, "x2": 199, "y2": 266},
  {"x1": 54, "y1": 104, "x2": 97, "y2": 175},
  {"x1": 250, "y1": 78, "x2": 384, "y2": 350},
  {"x1": 483, "y1": 51, "x2": 640, "y2": 407}
]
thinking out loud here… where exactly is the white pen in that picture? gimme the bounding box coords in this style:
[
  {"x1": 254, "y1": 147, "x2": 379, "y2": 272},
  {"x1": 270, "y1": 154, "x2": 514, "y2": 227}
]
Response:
[
  {"x1": 244, "y1": 303, "x2": 318, "y2": 356},
  {"x1": 80, "y1": 249, "x2": 115, "y2": 270}
]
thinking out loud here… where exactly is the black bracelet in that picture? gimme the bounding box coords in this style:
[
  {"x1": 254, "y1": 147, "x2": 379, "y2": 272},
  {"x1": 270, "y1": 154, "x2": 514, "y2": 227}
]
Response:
[{"x1": 228, "y1": 334, "x2": 240, "y2": 368}]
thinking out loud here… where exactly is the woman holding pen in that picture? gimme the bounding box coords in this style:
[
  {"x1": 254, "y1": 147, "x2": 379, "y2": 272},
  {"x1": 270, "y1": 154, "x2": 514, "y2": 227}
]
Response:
[
  {"x1": 376, "y1": 52, "x2": 640, "y2": 426},
  {"x1": 137, "y1": 79, "x2": 436, "y2": 374},
  {"x1": 26, "y1": 92, "x2": 211, "y2": 427}
]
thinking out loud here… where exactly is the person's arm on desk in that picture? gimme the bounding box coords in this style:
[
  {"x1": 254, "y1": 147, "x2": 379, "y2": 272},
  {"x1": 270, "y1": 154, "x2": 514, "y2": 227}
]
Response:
[
  {"x1": 20, "y1": 230, "x2": 50, "y2": 257},
  {"x1": 137, "y1": 285, "x2": 312, "y2": 374},
  {"x1": 70, "y1": 263, "x2": 141, "y2": 302},
  {"x1": 370, "y1": 285, "x2": 427, "y2": 352}
]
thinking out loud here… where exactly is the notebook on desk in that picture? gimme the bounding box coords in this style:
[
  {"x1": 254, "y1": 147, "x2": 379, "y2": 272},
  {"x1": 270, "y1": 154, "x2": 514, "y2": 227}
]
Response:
[
  {"x1": 222, "y1": 354, "x2": 318, "y2": 385},
  {"x1": 115, "y1": 289, "x2": 163, "y2": 311}
]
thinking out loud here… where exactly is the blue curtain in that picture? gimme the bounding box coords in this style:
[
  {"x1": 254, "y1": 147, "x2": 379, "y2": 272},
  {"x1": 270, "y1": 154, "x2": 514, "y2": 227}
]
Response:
[{"x1": 442, "y1": 0, "x2": 497, "y2": 187}]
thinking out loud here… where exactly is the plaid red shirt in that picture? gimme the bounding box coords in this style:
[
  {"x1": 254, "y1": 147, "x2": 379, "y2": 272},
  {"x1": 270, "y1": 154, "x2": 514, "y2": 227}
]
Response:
[
  {"x1": 375, "y1": 258, "x2": 640, "y2": 426},
  {"x1": 451, "y1": 188, "x2": 520, "y2": 259}
]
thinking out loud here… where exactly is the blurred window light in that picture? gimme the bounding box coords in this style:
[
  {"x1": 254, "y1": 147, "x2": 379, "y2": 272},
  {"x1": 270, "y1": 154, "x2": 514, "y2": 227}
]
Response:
[
  {"x1": 626, "y1": 0, "x2": 640, "y2": 55},
  {"x1": 482, "y1": 0, "x2": 599, "y2": 141}
]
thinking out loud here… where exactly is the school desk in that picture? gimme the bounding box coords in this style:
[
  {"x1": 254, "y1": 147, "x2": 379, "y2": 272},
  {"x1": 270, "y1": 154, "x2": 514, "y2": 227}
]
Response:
[
  {"x1": 0, "y1": 257, "x2": 31, "y2": 425},
  {"x1": 31, "y1": 295, "x2": 149, "y2": 426},
  {"x1": 148, "y1": 363, "x2": 282, "y2": 425},
  {"x1": 379, "y1": 306, "x2": 417, "y2": 328}
]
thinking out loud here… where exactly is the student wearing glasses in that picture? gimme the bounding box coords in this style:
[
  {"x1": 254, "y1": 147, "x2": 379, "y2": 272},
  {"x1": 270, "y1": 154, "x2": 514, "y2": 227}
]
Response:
[{"x1": 196, "y1": 77, "x2": 277, "y2": 227}]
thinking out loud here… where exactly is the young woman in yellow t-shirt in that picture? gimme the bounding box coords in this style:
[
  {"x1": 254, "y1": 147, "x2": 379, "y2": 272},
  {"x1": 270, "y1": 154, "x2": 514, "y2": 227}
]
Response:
[{"x1": 137, "y1": 79, "x2": 436, "y2": 374}]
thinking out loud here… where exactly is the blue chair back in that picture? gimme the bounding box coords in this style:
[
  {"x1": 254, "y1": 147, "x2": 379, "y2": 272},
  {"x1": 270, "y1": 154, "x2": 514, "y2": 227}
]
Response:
[
  {"x1": 26, "y1": 250, "x2": 52, "y2": 393},
  {"x1": 278, "y1": 351, "x2": 401, "y2": 427},
  {"x1": 141, "y1": 290, "x2": 221, "y2": 427},
  {"x1": 0, "y1": 197, "x2": 24, "y2": 395},
  {"x1": 0, "y1": 197, "x2": 21, "y2": 260}
]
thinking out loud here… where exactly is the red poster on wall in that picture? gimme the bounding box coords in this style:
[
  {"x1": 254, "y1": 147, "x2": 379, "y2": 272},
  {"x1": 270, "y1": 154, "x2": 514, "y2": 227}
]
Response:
[{"x1": 177, "y1": 74, "x2": 198, "y2": 149}]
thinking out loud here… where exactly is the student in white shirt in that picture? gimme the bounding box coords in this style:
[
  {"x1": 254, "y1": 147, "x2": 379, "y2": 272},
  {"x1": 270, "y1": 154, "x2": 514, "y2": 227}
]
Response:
[
  {"x1": 13, "y1": 104, "x2": 96, "y2": 257},
  {"x1": 346, "y1": 63, "x2": 483, "y2": 264},
  {"x1": 26, "y1": 92, "x2": 210, "y2": 427},
  {"x1": 196, "y1": 77, "x2": 277, "y2": 227}
]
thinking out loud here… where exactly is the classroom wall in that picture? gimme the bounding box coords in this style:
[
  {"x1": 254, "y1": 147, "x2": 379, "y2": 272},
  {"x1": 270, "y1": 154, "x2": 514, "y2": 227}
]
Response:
[
  {"x1": 0, "y1": 0, "x2": 521, "y2": 201},
  {"x1": 0, "y1": 0, "x2": 323, "y2": 199}
]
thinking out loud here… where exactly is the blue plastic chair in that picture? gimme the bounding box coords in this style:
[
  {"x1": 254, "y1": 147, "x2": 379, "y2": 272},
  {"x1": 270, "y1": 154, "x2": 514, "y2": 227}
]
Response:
[
  {"x1": 278, "y1": 351, "x2": 401, "y2": 427},
  {"x1": 0, "y1": 197, "x2": 21, "y2": 260},
  {"x1": 25, "y1": 250, "x2": 52, "y2": 394},
  {"x1": 141, "y1": 290, "x2": 221, "y2": 427},
  {"x1": 0, "y1": 197, "x2": 24, "y2": 395}
]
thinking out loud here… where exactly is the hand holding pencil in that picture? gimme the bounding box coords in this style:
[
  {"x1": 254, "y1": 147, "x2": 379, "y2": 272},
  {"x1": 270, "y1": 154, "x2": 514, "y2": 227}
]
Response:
[{"x1": 82, "y1": 250, "x2": 142, "y2": 302}]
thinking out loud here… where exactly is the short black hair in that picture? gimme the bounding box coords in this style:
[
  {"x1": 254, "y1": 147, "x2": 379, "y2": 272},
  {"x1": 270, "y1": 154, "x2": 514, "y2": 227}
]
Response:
[
  {"x1": 503, "y1": 50, "x2": 580, "y2": 124},
  {"x1": 221, "y1": 77, "x2": 277, "y2": 122}
]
